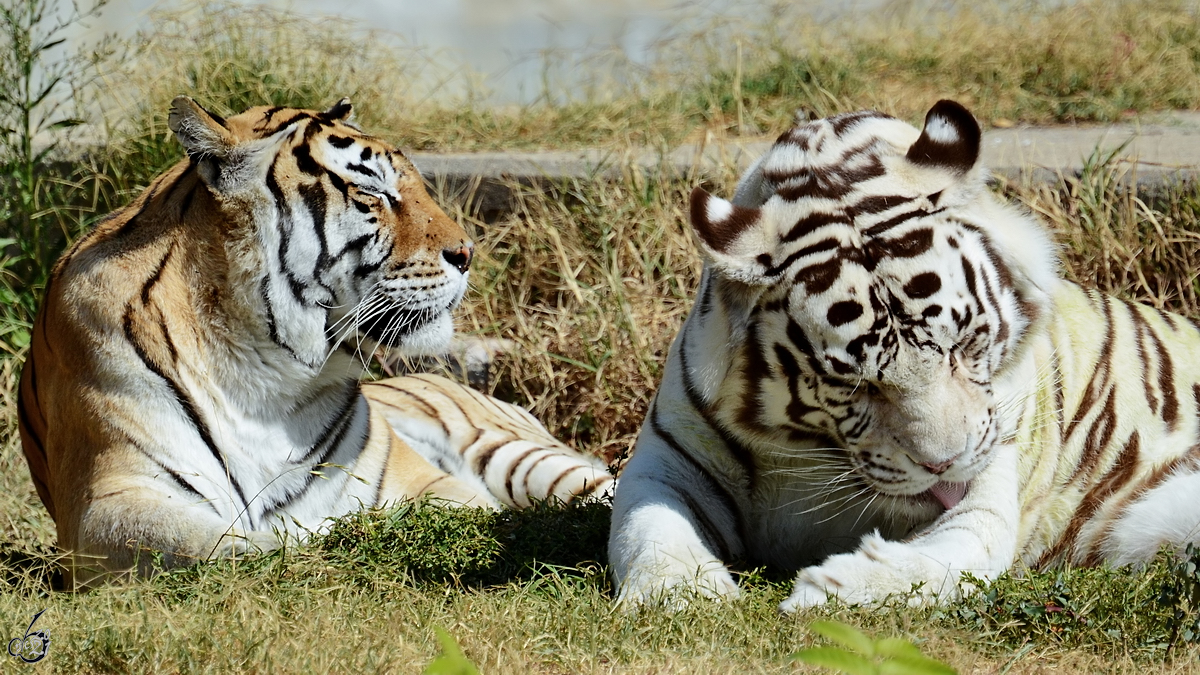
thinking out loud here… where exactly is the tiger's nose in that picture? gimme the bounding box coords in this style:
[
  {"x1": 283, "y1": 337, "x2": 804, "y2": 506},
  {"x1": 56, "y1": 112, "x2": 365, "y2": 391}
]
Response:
[
  {"x1": 916, "y1": 455, "x2": 960, "y2": 476},
  {"x1": 442, "y1": 243, "x2": 473, "y2": 273}
]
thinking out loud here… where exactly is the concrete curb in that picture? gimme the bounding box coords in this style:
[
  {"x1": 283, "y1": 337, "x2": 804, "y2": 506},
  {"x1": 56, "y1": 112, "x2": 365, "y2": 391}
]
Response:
[{"x1": 411, "y1": 112, "x2": 1200, "y2": 217}]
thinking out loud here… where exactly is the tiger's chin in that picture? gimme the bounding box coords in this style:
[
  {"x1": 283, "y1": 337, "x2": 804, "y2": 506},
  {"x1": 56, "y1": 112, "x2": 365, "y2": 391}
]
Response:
[{"x1": 391, "y1": 312, "x2": 456, "y2": 356}]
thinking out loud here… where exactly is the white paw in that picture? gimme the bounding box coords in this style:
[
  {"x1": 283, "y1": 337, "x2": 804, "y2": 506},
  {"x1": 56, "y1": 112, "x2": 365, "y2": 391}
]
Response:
[
  {"x1": 617, "y1": 561, "x2": 740, "y2": 610},
  {"x1": 779, "y1": 534, "x2": 954, "y2": 612}
]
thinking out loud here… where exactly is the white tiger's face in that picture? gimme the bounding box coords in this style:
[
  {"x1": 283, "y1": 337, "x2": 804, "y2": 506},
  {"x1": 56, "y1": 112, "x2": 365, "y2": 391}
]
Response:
[{"x1": 692, "y1": 102, "x2": 1041, "y2": 511}]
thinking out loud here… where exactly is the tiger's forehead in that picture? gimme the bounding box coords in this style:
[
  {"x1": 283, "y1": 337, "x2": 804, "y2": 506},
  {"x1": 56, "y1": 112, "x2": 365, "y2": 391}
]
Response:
[{"x1": 225, "y1": 104, "x2": 416, "y2": 180}]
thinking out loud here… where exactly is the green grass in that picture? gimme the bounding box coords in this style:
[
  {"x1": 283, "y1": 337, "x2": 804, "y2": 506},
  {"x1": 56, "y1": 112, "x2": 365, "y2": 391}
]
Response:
[{"x1": 4, "y1": 497, "x2": 1200, "y2": 672}]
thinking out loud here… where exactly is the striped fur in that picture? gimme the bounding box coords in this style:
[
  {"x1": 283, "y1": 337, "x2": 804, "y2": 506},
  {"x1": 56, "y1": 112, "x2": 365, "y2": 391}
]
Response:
[
  {"x1": 18, "y1": 99, "x2": 612, "y2": 586},
  {"x1": 609, "y1": 100, "x2": 1200, "y2": 610}
]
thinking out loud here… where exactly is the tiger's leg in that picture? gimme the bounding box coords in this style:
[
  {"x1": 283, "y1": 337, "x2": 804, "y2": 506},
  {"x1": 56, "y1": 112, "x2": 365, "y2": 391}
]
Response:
[
  {"x1": 363, "y1": 373, "x2": 614, "y2": 507},
  {"x1": 608, "y1": 435, "x2": 743, "y2": 606},
  {"x1": 780, "y1": 443, "x2": 1020, "y2": 610},
  {"x1": 72, "y1": 469, "x2": 279, "y2": 587},
  {"x1": 371, "y1": 404, "x2": 500, "y2": 509},
  {"x1": 1103, "y1": 469, "x2": 1200, "y2": 566}
]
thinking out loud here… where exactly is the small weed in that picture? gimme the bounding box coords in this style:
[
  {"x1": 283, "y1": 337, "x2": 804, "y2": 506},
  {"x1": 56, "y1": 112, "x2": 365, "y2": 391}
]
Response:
[
  {"x1": 791, "y1": 620, "x2": 957, "y2": 675},
  {"x1": 423, "y1": 627, "x2": 481, "y2": 675}
]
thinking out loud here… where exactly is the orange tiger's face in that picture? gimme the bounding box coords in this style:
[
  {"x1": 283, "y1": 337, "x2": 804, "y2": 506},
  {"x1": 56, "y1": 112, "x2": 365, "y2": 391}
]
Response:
[{"x1": 170, "y1": 98, "x2": 473, "y2": 364}]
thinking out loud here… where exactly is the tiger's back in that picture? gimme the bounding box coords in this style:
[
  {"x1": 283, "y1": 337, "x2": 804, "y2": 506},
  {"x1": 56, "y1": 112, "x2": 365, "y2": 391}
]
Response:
[{"x1": 19, "y1": 98, "x2": 612, "y2": 584}]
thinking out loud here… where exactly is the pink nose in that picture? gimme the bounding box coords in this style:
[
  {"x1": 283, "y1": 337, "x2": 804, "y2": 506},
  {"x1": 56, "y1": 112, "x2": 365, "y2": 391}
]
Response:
[{"x1": 918, "y1": 456, "x2": 958, "y2": 475}]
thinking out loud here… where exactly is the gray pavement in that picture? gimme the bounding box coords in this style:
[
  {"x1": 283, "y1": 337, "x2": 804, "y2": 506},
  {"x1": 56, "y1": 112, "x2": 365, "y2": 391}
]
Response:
[{"x1": 410, "y1": 112, "x2": 1200, "y2": 216}]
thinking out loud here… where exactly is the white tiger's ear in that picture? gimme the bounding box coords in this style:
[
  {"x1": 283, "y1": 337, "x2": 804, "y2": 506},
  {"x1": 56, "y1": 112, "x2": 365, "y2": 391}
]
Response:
[
  {"x1": 905, "y1": 100, "x2": 981, "y2": 176},
  {"x1": 168, "y1": 96, "x2": 235, "y2": 160},
  {"x1": 689, "y1": 187, "x2": 772, "y2": 284}
]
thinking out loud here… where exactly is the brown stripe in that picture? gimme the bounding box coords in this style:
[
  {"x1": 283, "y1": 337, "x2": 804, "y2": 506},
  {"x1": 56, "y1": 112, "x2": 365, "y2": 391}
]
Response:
[
  {"x1": 503, "y1": 447, "x2": 541, "y2": 502},
  {"x1": 1146, "y1": 316, "x2": 1180, "y2": 431},
  {"x1": 1063, "y1": 292, "x2": 1114, "y2": 444},
  {"x1": 1068, "y1": 388, "x2": 1118, "y2": 485},
  {"x1": 369, "y1": 383, "x2": 451, "y2": 438},
  {"x1": 507, "y1": 449, "x2": 550, "y2": 503},
  {"x1": 1125, "y1": 300, "x2": 1155, "y2": 415},
  {"x1": 1037, "y1": 432, "x2": 1141, "y2": 567},
  {"x1": 471, "y1": 440, "x2": 510, "y2": 476}
]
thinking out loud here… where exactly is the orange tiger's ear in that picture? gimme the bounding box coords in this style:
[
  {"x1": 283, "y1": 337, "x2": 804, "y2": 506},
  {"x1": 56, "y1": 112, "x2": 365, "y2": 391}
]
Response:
[
  {"x1": 321, "y1": 98, "x2": 353, "y2": 122},
  {"x1": 168, "y1": 96, "x2": 235, "y2": 160}
]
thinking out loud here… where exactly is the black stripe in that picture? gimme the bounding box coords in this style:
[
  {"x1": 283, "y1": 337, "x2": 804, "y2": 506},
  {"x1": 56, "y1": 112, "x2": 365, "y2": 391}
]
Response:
[
  {"x1": 648, "y1": 404, "x2": 744, "y2": 560},
  {"x1": 141, "y1": 245, "x2": 175, "y2": 305},
  {"x1": 346, "y1": 162, "x2": 380, "y2": 179},
  {"x1": 16, "y1": 386, "x2": 47, "y2": 466},
  {"x1": 112, "y1": 181, "x2": 163, "y2": 239},
  {"x1": 679, "y1": 327, "x2": 759, "y2": 487},
  {"x1": 302, "y1": 386, "x2": 361, "y2": 462},
  {"x1": 121, "y1": 309, "x2": 249, "y2": 510},
  {"x1": 136, "y1": 446, "x2": 214, "y2": 509}
]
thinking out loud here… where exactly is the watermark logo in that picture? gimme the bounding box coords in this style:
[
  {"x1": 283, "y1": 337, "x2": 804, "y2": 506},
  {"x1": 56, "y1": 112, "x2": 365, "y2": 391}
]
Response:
[{"x1": 7, "y1": 609, "x2": 49, "y2": 664}]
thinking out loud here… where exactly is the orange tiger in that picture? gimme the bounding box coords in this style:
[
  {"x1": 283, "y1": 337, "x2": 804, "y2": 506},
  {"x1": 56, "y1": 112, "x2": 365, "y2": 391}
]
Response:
[{"x1": 18, "y1": 97, "x2": 612, "y2": 586}]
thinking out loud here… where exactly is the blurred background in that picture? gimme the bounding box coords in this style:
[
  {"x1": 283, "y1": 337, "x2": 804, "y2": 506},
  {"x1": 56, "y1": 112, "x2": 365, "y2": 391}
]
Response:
[{"x1": 85, "y1": 0, "x2": 892, "y2": 105}]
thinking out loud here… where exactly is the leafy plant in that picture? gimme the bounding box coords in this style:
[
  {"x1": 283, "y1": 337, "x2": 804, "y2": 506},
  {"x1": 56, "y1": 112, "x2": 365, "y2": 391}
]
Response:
[
  {"x1": 790, "y1": 621, "x2": 956, "y2": 675},
  {"x1": 1162, "y1": 543, "x2": 1200, "y2": 653},
  {"x1": 423, "y1": 626, "x2": 480, "y2": 675},
  {"x1": 0, "y1": 0, "x2": 111, "y2": 353}
]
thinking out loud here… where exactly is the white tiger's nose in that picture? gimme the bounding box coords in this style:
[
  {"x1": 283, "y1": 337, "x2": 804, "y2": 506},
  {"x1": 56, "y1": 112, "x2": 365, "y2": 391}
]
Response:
[{"x1": 914, "y1": 454, "x2": 961, "y2": 475}]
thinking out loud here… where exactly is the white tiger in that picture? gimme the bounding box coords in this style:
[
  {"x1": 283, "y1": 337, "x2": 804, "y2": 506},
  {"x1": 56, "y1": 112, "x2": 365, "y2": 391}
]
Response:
[{"x1": 608, "y1": 100, "x2": 1200, "y2": 610}]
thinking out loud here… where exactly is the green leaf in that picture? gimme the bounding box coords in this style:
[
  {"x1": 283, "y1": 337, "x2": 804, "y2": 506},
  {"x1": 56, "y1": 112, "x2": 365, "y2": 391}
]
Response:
[
  {"x1": 809, "y1": 620, "x2": 876, "y2": 656},
  {"x1": 879, "y1": 656, "x2": 958, "y2": 675},
  {"x1": 423, "y1": 626, "x2": 480, "y2": 675},
  {"x1": 47, "y1": 118, "x2": 85, "y2": 130},
  {"x1": 873, "y1": 638, "x2": 926, "y2": 660},
  {"x1": 790, "y1": 647, "x2": 877, "y2": 675}
]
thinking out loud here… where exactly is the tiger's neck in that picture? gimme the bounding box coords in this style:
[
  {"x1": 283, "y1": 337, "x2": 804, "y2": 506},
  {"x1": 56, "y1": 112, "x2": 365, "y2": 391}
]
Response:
[{"x1": 160, "y1": 171, "x2": 364, "y2": 414}]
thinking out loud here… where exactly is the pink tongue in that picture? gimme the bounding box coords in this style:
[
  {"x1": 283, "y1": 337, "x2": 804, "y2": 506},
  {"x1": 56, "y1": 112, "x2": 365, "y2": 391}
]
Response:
[{"x1": 927, "y1": 482, "x2": 968, "y2": 510}]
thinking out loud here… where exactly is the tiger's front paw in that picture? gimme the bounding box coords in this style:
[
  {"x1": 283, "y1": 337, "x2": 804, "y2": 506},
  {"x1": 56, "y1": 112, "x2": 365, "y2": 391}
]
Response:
[
  {"x1": 779, "y1": 533, "x2": 954, "y2": 612},
  {"x1": 617, "y1": 560, "x2": 740, "y2": 610}
]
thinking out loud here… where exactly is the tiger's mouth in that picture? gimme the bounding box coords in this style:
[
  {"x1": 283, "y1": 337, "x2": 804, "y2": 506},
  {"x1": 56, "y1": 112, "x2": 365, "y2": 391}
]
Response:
[
  {"x1": 923, "y1": 481, "x2": 968, "y2": 510},
  {"x1": 358, "y1": 306, "x2": 443, "y2": 346}
]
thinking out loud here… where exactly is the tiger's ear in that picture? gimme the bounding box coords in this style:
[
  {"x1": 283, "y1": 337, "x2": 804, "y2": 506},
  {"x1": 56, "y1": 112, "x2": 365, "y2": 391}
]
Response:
[
  {"x1": 168, "y1": 96, "x2": 297, "y2": 197},
  {"x1": 905, "y1": 100, "x2": 981, "y2": 176},
  {"x1": 168, "y1": 96, "x2": 235, "y2": 160},
  {"x1": 689, "y1": 187, "x2": 773, "y2": 284},
  {"x1": 321, "y1": 98, "x2": 353, "y2": 122}
]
